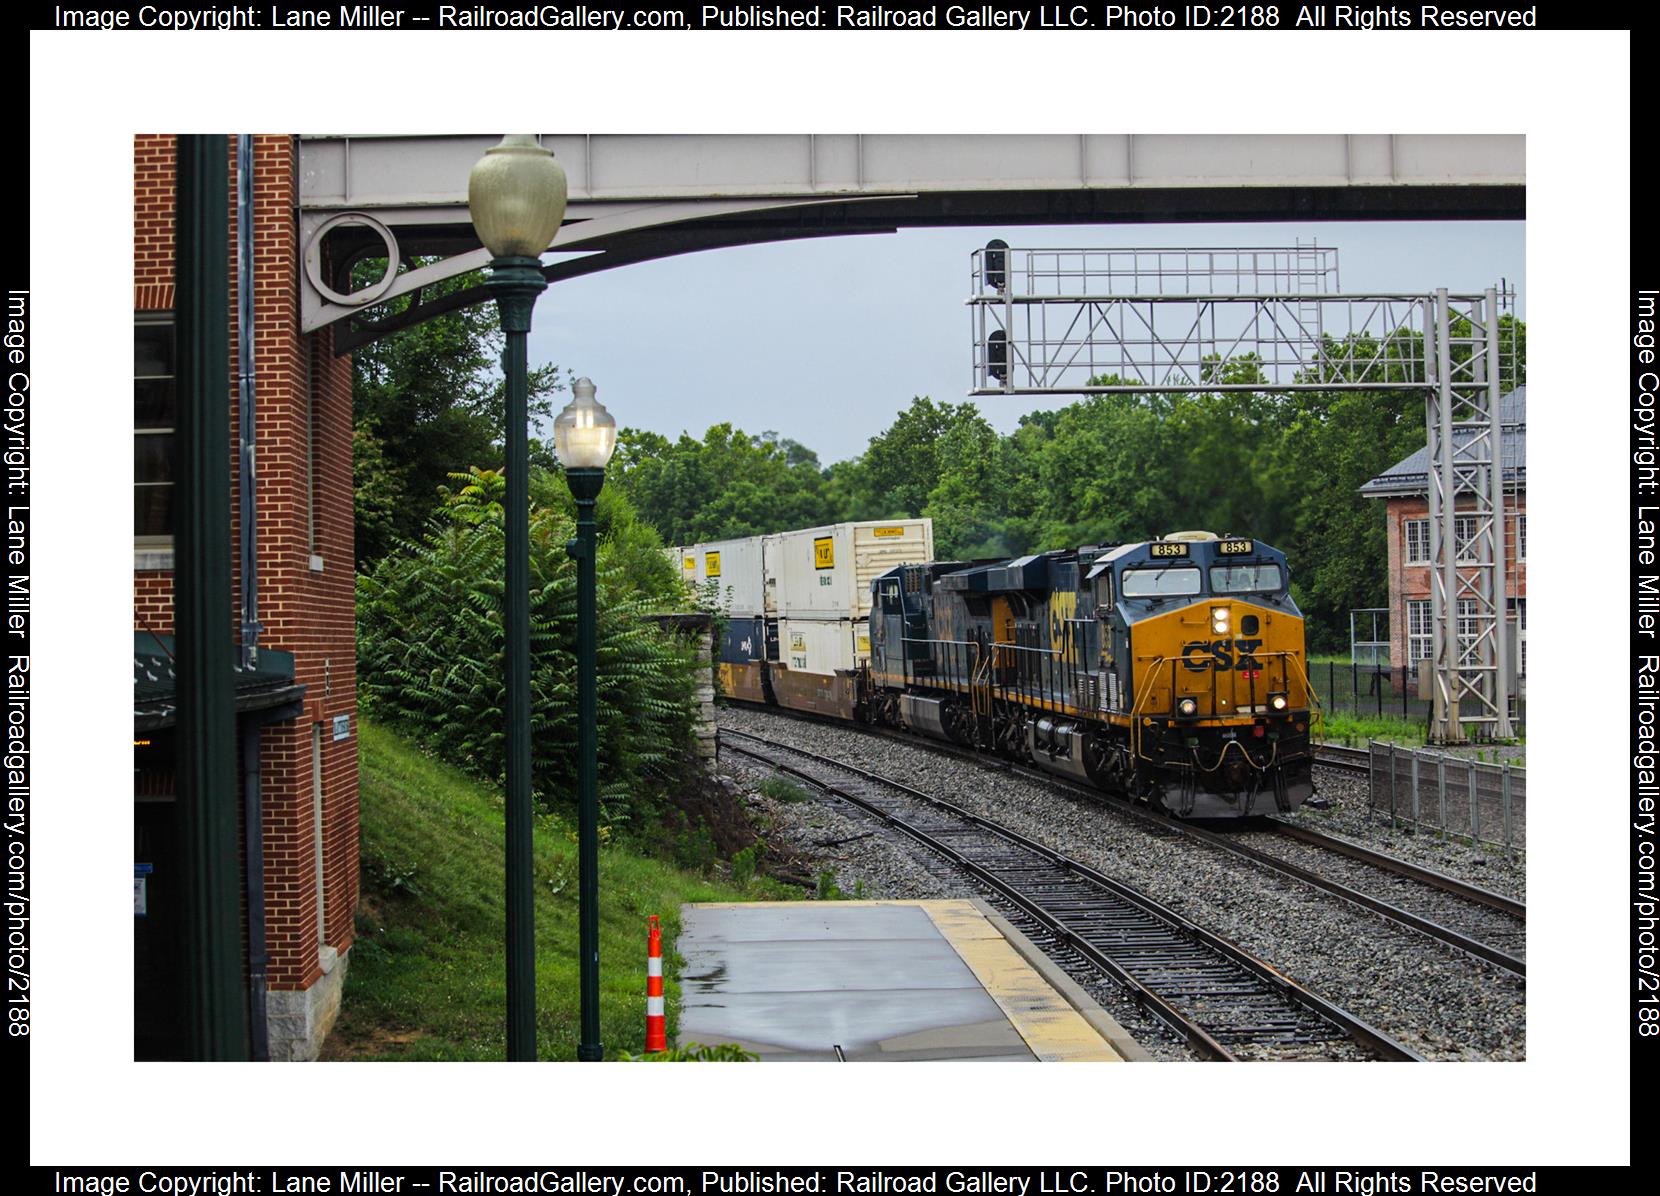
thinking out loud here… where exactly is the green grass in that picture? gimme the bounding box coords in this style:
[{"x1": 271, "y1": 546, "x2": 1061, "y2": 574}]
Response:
[
  {"x1": 1318, "y1": 711, "x2": 1431, "y2": 747},
  {"x1": 759, "y1": 776, "x2": 812, "y2": 804},
  {"x1": 327, "y1": 718, "x2": 760, "y2": 1061}
]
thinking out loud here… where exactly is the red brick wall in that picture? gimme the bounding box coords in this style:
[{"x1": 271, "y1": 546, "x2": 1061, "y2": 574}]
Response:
[
  {"x1": 133, "y1": 134, "x2": 359, "y2": 996},
  {"x1": 1383, "y1": 494, "x2": 1528, "y2": 673}
]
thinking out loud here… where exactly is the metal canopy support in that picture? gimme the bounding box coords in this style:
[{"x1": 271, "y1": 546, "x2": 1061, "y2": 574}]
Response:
[{"x1": 968, "y1": 247, "x2": 1513, "y2": 743}]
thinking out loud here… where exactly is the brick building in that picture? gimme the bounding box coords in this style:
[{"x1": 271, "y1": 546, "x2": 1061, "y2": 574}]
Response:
[
  {"x1": 1359, "y1": 386, "x2": 1526, "y2": 681},
  {"x1": 133, "y1": 135, "x2": 358, "y2": 1060}
]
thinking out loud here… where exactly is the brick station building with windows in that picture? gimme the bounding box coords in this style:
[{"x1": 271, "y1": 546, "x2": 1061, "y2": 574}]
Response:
[
  {"x1": 1359, "y1": 386, "x2": 1526, "y2": 683},
  {"x1": 133, "y1": 134, "x2": 358, "y2": 1060}
]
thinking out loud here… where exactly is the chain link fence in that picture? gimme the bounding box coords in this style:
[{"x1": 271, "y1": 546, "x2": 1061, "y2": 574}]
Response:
[{"x1": 1366, "y1": 740, "x2": 1525, "y2": 856}]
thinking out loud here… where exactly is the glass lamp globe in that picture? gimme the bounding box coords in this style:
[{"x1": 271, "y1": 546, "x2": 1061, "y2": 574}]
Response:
[
  {"x1": 553, "y1": 378, "x2": 617, "y2": 470},
  {"x1": 467, "y1": 134, "x2": 568, "y2": 259}
]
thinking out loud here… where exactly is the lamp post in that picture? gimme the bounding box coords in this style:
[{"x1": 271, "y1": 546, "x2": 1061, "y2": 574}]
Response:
[
  {"x1": 553, "y1": 378, "x2": 617, "y2": 1062},
  {"x1": 468, "y1": 135, "x2": 567, "y2": 1062}
]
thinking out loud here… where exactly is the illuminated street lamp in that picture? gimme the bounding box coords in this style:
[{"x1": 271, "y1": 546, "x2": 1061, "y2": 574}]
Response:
[
  {"x1": 554, "y1": 377, "x2": 616, "y2": 1062},
  {"x1": 468, "y1": 134, "x2": 566, "y2": 1062}
]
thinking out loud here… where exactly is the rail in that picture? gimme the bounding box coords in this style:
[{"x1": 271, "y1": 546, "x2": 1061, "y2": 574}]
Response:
[{"x1": 721, "y1": 726, "x2": 1421, "y2": 1063}]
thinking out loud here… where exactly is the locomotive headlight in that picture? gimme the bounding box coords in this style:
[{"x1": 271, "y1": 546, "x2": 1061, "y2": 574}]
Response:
[
  {"x1": 1211, "y1": 606, "x2": 1230, "y2": 634},
  {"x1": 1268, "y1": 692, "x2": 1289, "y2": 713},
  {"x1": 1176, "y1": 696, "x2": 1199, "y2": 718}
]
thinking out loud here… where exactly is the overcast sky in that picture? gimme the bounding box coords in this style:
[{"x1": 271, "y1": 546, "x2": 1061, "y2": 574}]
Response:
[{"x1": 527, "y1": 218, "x2": 1525, "y2": 463}]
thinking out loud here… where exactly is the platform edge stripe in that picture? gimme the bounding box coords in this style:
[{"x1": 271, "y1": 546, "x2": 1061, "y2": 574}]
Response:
[
  {"x1": 921, "y1": 900, "x2": 1125, "y2": 1062},
  {"x1": 971, "y1": 901, "x2": 1155, "y2": 1063}
]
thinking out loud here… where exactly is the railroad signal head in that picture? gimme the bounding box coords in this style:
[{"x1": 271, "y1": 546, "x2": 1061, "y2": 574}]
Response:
[
  {"x1": 988, "y1": 330, "x2": 1008, "y2": 383},
  {"x1": 985, "y1": 238, "x2": 1009, "y2": 292}
]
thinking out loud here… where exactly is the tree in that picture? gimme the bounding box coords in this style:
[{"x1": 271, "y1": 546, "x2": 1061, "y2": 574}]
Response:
[
  {"x1": 609, "y1": 424, "x2": 834, "y2": 544},
  {"x1": 922, "y1": 407, "x2": 1013, "y2": 558},
  {"x1": 860, "y1": 397, "x2": 974, "y2": 518},
  {"x1": 356, "y1": 483, "x2": 698, "y2": 830},
  {"x1": 350, "y1": 265, "x2": 566, "y2": 568}
]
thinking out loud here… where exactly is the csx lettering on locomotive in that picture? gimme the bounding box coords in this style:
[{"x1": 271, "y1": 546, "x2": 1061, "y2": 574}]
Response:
[{"x1": 1181, "y1": 638, "x2": 1264, "y2": 671}]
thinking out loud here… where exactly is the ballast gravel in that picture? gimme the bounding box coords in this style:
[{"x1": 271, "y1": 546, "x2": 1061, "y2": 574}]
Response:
[
  {"x1": 719, "y1": 750, "x2": 1200, "y2": 1061},
  {"x1": 1283, "y1": 767, "x2": 1526, "y2": 903},
  {"x1": 717, "y1": 705, "x2": 1526, "y2": 1062}
]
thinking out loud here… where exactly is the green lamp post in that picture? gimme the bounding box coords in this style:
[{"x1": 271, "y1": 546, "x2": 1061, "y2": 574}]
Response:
[
  {"x1": 467, "y1": 134, "x2": 567, "y2": 1062},
  {"x1": 552, "y1": 377, "x2": 617, "y2": 1061}
]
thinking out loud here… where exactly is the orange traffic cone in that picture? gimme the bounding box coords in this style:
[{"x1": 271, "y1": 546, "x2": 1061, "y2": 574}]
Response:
[{"x1": 646, "y1": 915, "x2": 666, "y2": 1053}]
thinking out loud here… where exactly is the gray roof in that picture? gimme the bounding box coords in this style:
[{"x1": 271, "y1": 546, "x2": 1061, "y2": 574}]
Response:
[{"x1": 1359, "y1": 386, "x2": 1525, "y2": 498}]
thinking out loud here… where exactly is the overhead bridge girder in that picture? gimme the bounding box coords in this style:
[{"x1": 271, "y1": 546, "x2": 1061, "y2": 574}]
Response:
[{"x1": 297, "y1": 133, "x2": 1524, "y2": 350}]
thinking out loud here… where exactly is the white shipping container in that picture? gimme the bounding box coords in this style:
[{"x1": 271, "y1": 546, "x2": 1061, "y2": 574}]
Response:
[
  {"x1": 780, "y1": 618, "x2": 859, "y2": 677},
  {"x1": 672, "y1": 536, "x2": 766, "y2": 616},
  {"x1": 766, "y1": 519, "x2": 934, "y2": 621}
]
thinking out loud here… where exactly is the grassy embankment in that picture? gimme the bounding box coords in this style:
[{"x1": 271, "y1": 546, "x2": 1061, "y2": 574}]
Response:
[{"x1": 326, "y1": 718, "x2": 760, "y2": 1060}]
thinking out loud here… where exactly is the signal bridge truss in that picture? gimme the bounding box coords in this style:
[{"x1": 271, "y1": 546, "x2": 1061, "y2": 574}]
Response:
[{"x1": 968, "y1": 244, "x2": 1518, "y2": 742}]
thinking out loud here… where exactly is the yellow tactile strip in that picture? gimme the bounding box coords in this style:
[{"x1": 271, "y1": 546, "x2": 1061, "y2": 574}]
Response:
[{"x1": 917, "y1": 900, "x2": 1127, "y2": 1062}]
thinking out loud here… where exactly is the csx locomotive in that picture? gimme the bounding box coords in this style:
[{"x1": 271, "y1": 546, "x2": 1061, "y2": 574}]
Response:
[
  {"x1": 863, "y1": 532, "x2": 1317, "y2": 817},
  {"x1": 697, "y1": 524, "x2": 1318, "y2": 818}
]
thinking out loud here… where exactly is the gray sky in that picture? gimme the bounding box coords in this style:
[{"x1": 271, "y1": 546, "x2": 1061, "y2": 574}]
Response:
[{"x1": 526, "y1": 219, "x2": 1524, "y2": 463}]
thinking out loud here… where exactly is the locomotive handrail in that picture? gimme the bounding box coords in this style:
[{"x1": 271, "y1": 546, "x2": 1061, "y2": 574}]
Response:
[
  {"x1": 1129, "y1": 648, "x2": 1310, "y2": 765},
  {"x1": 1283, "y1": 650, "x2": 1326, "y2": 743},
  {"x1": 900, "y1": 636, "x2": 980, "y2": 695},
  {"x1": 987, "y1": 638, "x2": 1084, "y2": 717}
]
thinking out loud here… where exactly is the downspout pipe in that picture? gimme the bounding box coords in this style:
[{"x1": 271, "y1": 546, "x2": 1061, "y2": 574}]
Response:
[{"x1": 237, "y1": 133, "x2": 261, "y2": 666}]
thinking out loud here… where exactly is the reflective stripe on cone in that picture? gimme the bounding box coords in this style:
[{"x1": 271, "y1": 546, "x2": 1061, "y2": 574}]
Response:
[{"x1": 646, "y1": 915, "x2": 666, "y2": 1053}]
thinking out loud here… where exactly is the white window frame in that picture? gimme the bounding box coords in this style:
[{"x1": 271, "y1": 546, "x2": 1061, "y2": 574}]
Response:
[
  {"x1": 1456, "y1": 596, "x2": 1479, "y2": 643},
  {"x1": 1407, "y1": 600, "x2": 1433, "y2": 661},
  {"x1": 1515, "y1": 513, "x2": 1526, "y2": 562},
  {"x1": 135, "y1": 313, "x2": 175, "y2": 564},
  {"x1": 1454, "y1": 516, "x2": 1481, "y2": 564},
  {"x1": 1404, "y1": 518, "x2": 1430, "y2": 565}
]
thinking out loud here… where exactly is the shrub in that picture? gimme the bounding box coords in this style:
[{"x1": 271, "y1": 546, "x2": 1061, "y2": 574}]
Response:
[
  {"x1": 759, "y1": 776, "x2": 812, "y2": 804},
  {"x1": 357, "y1": 490, "x2": 699, "y2": 834}
]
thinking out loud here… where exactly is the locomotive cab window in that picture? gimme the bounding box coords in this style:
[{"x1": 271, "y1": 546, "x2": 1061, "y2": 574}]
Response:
[
  {"x1": 1121, "y1": 566, "x2": 1201, "y2": 598},
  {"x1": 1208, "y1": 563, "x2": 1283, "y2": 594}
]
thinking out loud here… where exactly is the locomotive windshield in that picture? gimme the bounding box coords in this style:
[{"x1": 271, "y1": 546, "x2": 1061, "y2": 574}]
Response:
[
  {"x1": 1121, "y1": 566, "x2": 1201, "y2": 598},
  {"x1": 1209, "y1": 563, "x2": 1284, "y2": 594}
]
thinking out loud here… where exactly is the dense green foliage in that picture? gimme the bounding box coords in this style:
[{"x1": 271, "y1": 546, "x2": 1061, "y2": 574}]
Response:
[
  {"x1": 329, "y1": 719, "x2": 754, "y2": 1060},
  {"x1": 610, "y1": 424, "x2": 838, "y2": 545},
  {"x1": 349, "y1": 263, "x2": 1522, "y2": 659},
  {"x1": 350, "y1": 266, "x2": 566, "y2": 568},
  {"x1": 355, "y1": 476, "x2": 697, "y2": 831},
  {"x1": 599, "y1": 318, "x2": 1523, "y2": 652}
]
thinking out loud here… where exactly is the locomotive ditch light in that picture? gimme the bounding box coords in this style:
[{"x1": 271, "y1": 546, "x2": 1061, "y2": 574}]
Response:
[
  {"x1": 1268, "y1": 692, "x2": 1289, "y2": 713},
  {"x1": 1176, "y1": 696, "x2": 1199, "y2": 719},
  {"x1": 1210, "y1": 606, "x2": 1230, "y2": 634}
]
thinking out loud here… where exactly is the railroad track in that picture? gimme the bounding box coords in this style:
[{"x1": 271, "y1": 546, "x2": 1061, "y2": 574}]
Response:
[
  {"x1": 1313, "y1": 743, "x2": 1372, "y2": 776},
  {"x1": 719, "y1": 726, "x2": 1422, "y2": 1063},
  {"x1": 722, "y1": 702, "x2": 1526, "y2": 978},
  {"x1": 1187, "y1": 818, "x2": 1525, "y2": 976}
]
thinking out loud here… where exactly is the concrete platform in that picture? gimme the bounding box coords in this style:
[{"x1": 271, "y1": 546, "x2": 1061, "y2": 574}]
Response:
[{"x1": 676, "y1": 899, "x2": 1146, "y2": 1062}]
